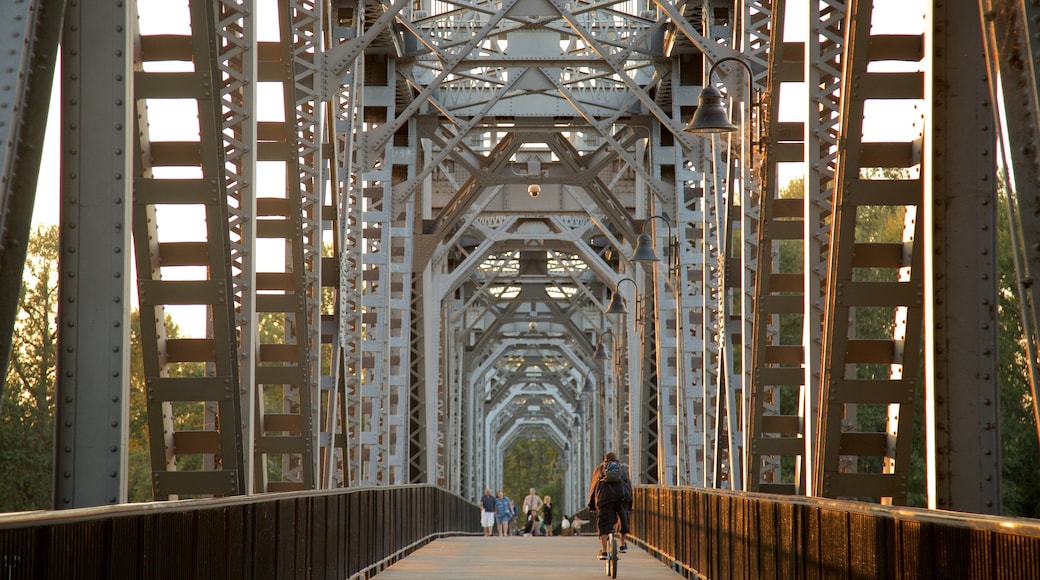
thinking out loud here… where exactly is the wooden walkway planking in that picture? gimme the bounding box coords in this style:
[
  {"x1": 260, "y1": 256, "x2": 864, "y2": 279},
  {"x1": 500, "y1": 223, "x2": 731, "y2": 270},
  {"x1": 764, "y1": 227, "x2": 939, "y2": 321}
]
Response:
[{"x1": 372, "y1": 535, "x2": 684, "y2": 579}]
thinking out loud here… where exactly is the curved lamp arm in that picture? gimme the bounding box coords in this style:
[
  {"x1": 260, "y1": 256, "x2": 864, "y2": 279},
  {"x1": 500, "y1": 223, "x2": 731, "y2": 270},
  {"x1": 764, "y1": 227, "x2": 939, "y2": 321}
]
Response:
[{"x1": 685, "y1": 57, "x2": 753, "y2": 134}]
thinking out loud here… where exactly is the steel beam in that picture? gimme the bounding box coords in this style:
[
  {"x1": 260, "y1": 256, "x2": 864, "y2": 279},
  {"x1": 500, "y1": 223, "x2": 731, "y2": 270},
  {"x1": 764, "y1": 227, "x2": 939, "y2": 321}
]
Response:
[
  {"x1": 926, "y1": 0, "x2": 1000, "y2": 513},
  {"x1": 0, "y1": 0, "x2": 64, "y2": 400},
  {"x1": 55, "y1": 0, "x2": 132, "y2": 508}
]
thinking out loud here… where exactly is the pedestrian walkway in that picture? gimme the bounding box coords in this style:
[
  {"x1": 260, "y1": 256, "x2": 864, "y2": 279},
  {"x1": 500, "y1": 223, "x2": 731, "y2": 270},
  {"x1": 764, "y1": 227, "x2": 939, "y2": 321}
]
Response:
[{"x1": 373, "y1": 535, "x2": 682, "y2": 579}]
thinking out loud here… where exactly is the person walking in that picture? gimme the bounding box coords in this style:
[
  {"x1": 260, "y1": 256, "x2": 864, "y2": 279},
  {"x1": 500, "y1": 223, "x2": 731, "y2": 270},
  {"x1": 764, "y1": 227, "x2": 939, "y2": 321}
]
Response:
[
  {"x1": 522, "y1": 488, "x2": 544, "y2": 535},
  {"x1": 479, "y1": 487, "x2": 496, "y2": 536},
  {"x1": 587, "y1": 451, "x2": 633, "y2": 560},
  {"x1": 494, "y1": 490, "x2": 513, "y2": 537},
  {"x1": 541, "y1": 495, "x2": 553, "y2": 536}
]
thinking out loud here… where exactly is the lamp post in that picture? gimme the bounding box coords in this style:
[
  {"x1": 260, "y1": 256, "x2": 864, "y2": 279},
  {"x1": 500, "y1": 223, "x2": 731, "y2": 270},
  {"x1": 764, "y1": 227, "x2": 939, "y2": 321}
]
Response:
[
  {"x1": 685, "y1": 55, "x2": 753, "y2": 491},
  {"x1": 630, "y1": 213, "x2": 683, "y2": 485},
  {"x1": 590, "y1": 327, "x2": 621, "y2": 461}
]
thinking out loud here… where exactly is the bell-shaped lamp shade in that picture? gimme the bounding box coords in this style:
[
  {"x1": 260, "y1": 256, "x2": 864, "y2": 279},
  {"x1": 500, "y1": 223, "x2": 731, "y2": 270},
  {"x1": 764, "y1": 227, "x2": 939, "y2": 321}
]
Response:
[
  {"x1": 684, "y1": 85, "x2": 738, "y2": 133},
  {"x1": 593, "y1": 342, "x2": 609, "y2": 360},
  {"x1": 630, "y1": 232, "x2": 661, "y2": 263},
  {"x1": 604, "y1": 292, "x2": 628, "y2": 315}
]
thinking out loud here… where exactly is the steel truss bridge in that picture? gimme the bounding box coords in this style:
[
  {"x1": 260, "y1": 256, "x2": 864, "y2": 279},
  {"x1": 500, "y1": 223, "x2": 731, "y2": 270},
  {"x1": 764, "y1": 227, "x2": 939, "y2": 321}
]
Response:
[{"x1": 2, "y1": 0, "x2": 1040, "y2": 575}]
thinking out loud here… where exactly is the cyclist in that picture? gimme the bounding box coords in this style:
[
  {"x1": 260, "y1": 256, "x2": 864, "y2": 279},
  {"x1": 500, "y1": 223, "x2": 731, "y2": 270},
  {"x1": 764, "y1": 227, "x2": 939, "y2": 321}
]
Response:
[{"x1": 587, "y1": 451, "x2": 633, "y2": 560}]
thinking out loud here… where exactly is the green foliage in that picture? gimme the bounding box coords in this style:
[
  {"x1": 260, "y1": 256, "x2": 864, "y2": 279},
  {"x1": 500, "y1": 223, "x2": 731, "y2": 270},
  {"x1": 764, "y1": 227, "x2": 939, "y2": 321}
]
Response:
[
  {"x1": 127, "y1": 311, "x2": 151, "y2": 502},
  {"x1": 996, "y1": 192, "x2": 1040, "y2": 517},
  {"x1": 500, "y1": 438, "x2": 564, "y2": 524},
  {"x1": 0, "y1": 226, "x2": 58, "y2": 512}
]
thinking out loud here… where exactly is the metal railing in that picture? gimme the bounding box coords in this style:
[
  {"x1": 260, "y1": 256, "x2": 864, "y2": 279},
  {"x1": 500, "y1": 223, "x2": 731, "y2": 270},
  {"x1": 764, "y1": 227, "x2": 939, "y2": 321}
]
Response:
[
  {"x1": 0, "y1": 485, "x2": 480, "y2": 579},
  {"x1": 631, "y1": 485, "x2": 1040, "y2": 579}
]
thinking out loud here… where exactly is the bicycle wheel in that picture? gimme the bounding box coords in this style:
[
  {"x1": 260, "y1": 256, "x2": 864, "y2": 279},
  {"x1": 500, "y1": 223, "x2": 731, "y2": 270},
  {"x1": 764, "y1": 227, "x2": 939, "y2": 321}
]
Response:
[{"x1": 608, "y1": 533, "x2": 619, "y2": 578}]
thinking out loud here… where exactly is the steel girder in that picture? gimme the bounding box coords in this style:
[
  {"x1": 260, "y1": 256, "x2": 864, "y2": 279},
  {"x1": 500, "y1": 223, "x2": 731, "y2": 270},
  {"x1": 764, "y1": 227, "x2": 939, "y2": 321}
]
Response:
[
  {"x1": 27, "y1": 0, "x2": 1035, "y2": 516},
  {"x1": 55, "y1": 0, "x2": 134, "y2": 508},
  {"x1": 924, "y1": 0, "x2": 999, "y2": 514},
  {"x1": 219, "y1": 0, "x2": 260, "y2": 494},
  {"x1": 977, "y1": 0, "x2": 1040, "y2": 511},
  {"x1": 132, "y1": 0, "x2": 245, "y2": 499},
  {"x1": 748, "y1": 0, "x2": 844, "y2": 498},
  {"x1": 816, "y1": 0, "x2": 927, "y2": 504},
  {"x1": 0, "y1": 0, "x2": 64, "y2": 408}
]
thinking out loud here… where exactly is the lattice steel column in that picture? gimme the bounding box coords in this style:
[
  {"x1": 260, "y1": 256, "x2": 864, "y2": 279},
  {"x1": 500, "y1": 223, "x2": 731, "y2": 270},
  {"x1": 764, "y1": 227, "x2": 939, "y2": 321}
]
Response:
[
  {"x1": 816, "y1": 0, "x2": 925, "y2": 504},
  {"x1": 747, "y1": 0, "x2": 810, "y2": 495},
  {"x1": 802, "y1": 0, "x2": 845, "y2": 497},
  {"x1": 218, "y1": 0, "x2": 259, "y2": 494},
  {"x1": 702, "y1": 136, "x2": 727, "y2": 488},
  {"x1": 132, "y1": 0, "x2": 245, "y2": 499},
  {"x1": 251, "y1": 0, "x2": 322, "y2": 492},
  {"x1": 322, "y1": 0, "x2": 364, "y2": 489}
]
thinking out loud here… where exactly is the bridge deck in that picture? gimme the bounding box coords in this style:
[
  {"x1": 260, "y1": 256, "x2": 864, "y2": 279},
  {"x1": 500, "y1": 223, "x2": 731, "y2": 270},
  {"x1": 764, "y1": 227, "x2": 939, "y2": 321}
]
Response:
[{"x1": 375, "y1": 535, "x2": 682, "y2": 579}]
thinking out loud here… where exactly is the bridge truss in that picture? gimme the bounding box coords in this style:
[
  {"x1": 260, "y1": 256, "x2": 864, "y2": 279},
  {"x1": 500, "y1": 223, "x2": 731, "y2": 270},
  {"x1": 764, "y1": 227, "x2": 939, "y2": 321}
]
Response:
[{"x1": 0, "y1": 0, "x2": 1038, "y2": 516}]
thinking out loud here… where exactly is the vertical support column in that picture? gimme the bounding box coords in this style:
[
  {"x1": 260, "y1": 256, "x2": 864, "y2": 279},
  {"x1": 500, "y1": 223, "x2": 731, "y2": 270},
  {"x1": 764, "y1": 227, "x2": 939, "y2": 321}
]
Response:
[
  {"x1": 702, "y1": 136, "x2": 726, "y2": 488},
  {"x1": 748, "y1": 0, "x2": 804, "y2": 495},
  {"x1": 219, "y1": 0, "x2": 258, "y2": 494},
  {"x1": 252, "y1": 0, "x2": 321, "y2": 492},
  {"x1": 55, "y1": 0, "x2": 131, "y2": 508},
  {"x1": 925, "y1": 0, "x2": 1000, "y2": 513},
  {"x1": 133, "y1": 0, "x2": 244, "y2": 500},
  {"x1": 978, "y1": 0, "x2": 1040, "y2": 506},
  {"x1": 803, "y1": 0, "x2": 845, "y2": 497},
  {"x1": 816, "y1": 0, "x2": 925, "y2": 504}
]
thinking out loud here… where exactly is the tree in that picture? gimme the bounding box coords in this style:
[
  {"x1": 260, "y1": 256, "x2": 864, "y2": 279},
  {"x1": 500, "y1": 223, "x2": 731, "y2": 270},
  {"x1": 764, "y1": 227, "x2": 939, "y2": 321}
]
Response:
[
  {"x1": 996, "y1": 190, "x2": 1040, "y2": 517},
  {"x1": 501, "y1": 438, "x2": 564, "y2": 524},
  {"x1": 0, "y1": 225, "x2": 58, "y2": 512}
]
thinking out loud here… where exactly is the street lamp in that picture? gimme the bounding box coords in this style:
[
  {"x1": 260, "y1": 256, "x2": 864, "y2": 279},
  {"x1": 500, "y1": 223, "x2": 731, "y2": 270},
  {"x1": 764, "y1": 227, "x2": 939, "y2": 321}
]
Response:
[
  {"x1": 631, "y1": 214, "x2": 679, "y2": 280},
  {"x1": 684, "y1": 56, "x2": 753, "y2": 134},
  {"x1": 603, "y1": 277, "x2": 637, "y2": 315},
  {"x1": 683, "y1": 55, "x2": 754, "y2": 490},
  {"x1": 592, "y1": 330, "x2": 616, "y2": 360}
]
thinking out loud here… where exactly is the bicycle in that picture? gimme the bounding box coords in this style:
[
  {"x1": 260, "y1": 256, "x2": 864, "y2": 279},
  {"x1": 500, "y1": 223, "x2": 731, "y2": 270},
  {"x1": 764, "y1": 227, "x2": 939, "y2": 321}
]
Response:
[{"x1": 604, "y1": 530, "x2": 620, "y2": 578}]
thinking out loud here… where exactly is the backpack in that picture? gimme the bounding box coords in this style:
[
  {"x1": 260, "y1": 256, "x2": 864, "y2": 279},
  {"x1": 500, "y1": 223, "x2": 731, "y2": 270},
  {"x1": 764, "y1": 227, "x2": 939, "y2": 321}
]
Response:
[{"x1": 603, "y1": 460, "x2": 623, "y2": 483}]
